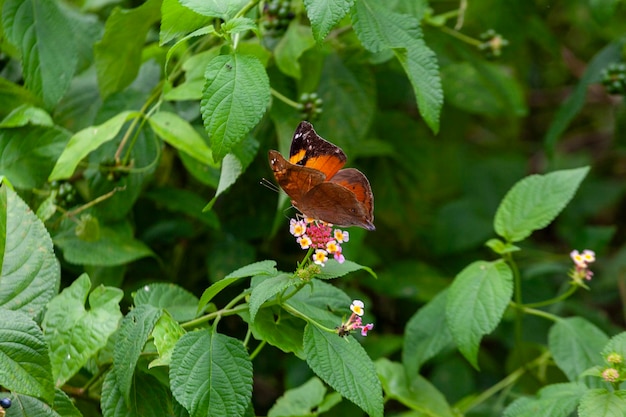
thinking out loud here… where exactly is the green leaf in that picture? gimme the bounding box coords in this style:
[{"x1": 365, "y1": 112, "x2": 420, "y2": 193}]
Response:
[
  {"x1": 8, "y1": 389, "x2": 82, "y2": 417},
  {"x1": 170, "y1": 330, "x2": 253, "y2": 417},
  {"x1": 0, "y1": 77, "x2": 39, "y2": 117},
  {"x1": 113, "y1": 304, "x2": 162, "y2": 404},
  {"x1": 285, "y1": 279, "x2": 351, "y2": 327},
  {"x1": 160, "y1": 0, "x2": 212, "y2": 45},
  {"x1": 0, "y1": 309, "x2": 54, "y2": 403},
  {"x1": 49, "y1": 111, "x2": 139, "y2": 181},
  {"x1": 578, "y1": 389, "x2": 626, "y2": 417},
  {"x1": 394, "y1": 46, "x2": 442, "y2": 135},
  {"x1": 249, "y1": 273, "x2": 296, "y2": 322},
  {"x1": 544, "y1": 39, "x2": 626, "y2": 155},
  {"x1": 51, "y1": 389, "x2": 83, "y2": 417},
  {"x1": 485, "y1": 238, "x2": 521, "y2": 255},
  {"x1": 223, "y1": 17, "x2": 258, "y2": 36},
  {"x1": 351, "y1": 0, "x2": 418, "y2": 52},
  {"x1": 303, "y1": 0, "x2": 354, "y2": 42},
  {"x1": 149, "y1": 312, "x2": 186, "y2": 368},
  {"x1": 494, "y1": 167, "x2": 590, "y2": 243},
  {"x1": 602, "y1": 331, "x2": 626, "y2": 359},
  {"x1": 1, "y1": 0, "x2": 77, "y2": 107},
  {"x1": 0, "y1": 104, "x2": 53, "y2": 127},
  {"x1": 442, "y1": 61, "x2": 527, "y2": 117},
  {"x1": 94, "y1": 0, "x2": 162, "y2": 98},
  {"x1": 75, "y1": 214, "x2": 101, "y2": 242},
  {"x1": 0, "y1": 186, "x2": 60, "y2": 318},
  {"x1": 377, "y1": 358, "x2": 455, "y2": 417},
  {"x1": 42, "y1": 274, "x2": 123, "y2": 386},
  {"x1": 403, "y1": 290, "x2": 452, "y2": 376},
  {"x1": 165, "y1": 47, "x2": 221, "y2": 101},
  {"x1": 36, "y1": 192, "x2": 58, "y2": 222},
  {"x1": 0, "y1": 125, "x2": 70, "y2": 189},
  {"x1": 446, "y1": 260, "x2": 513, "y2": 369},
  {"x1": 503, "y1": 382, "x2": 587, "y2": 417},
  {"x1": 145, "y1": 187, "x2": 220, "y2": 229},
  {"x1": 316, "y1": 54, "x2": 376, "y2": 152},
  {"x1": 201, "y1": 53, "x2": 270, "y2": 160},
  {"x1": 197, "y1": 260, "x2": 277, "y2": 315},
  {"x1": 149, "y1": 111, "x2": 214, "y2": 165},
  {"x1": 589, "y1": 0, "x2": 621, "y2": 24},
  {"x1": 304, "y1": 324, "x2": 383, "y2": 417},
  {"x1": 178, "y1": 0, "x2": 248, "y2": 19},
  {"x1": 244, "y1": 307, "x2": 305, "y2": 359},
  {"x1": 268, "y1": 377, "x2": 332, "y2": 417},
  {"x1": 316, "y1": 259, "x2": 376, "y2": 280},
  {"x1": 274, "y1": 22, "x2": 316, "y2": 79},
  {"x1": 53, "y1": 222, "x2": 154, "y2": 266},
  {"x1": 203, "y1": 135, "x2": 260, "y2": 211},
  {"x1": 101, "y1": 369, "x2": 174, "y2": 417},
  {"x1": 134, "y1": 283, "x2": 199, "y2": 322},
  {"x1": 351, "y1": 0, "x2": 442, "y2": 133},
  {"x1": 548, "y1": 317, "x2": 609, "y2": 383}
]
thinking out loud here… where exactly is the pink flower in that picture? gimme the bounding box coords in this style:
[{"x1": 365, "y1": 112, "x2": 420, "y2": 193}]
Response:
[
  {"x1": 336, "y1": 300, "x2": 374, "y2": 337},
  {"x1": 288, "y1": 217, "x2": 351, "y2": 267},
  {"x1": 359, "y1": 323, "x2": 374, "y2": 336},
  {"x1": 569, "y1": 249, "x2": 596, "y2": 285}
]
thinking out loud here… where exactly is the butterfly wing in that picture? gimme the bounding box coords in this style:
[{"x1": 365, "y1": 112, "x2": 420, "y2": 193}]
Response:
[
  {"x1": 268, "y1": 150, "x2": 326, "y2": 202},
  {"x1": 297, "y1": 181, "x2": 375, "y2": 231},
  {"x1": 330, "y1": 168, "x2": 374, "y2": 220},
  {"x1": 296, "y1": 168, "x2": 374, "y2": 230},
  {"x1": 269, "y1": 122, "x2": 374, "y2": 231},
  {"x1": 289, "y1": 121, "x2": 346, "y2": 179}
]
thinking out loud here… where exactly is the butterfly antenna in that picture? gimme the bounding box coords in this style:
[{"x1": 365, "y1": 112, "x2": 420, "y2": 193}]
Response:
[{"x1": 260, "y1": 177, "x2": 280, "y2": 193}]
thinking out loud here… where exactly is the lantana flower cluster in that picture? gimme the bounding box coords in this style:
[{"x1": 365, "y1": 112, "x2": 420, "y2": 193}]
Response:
[
  {"x1": 569, "y1": 249, "x2": 595, "y2": 285},
  {"x1": 336, "y1": 300, "x2": 374, "y2": 337},
  {"x1": 290, "y1": 218, "x2": 349, "y2": 267},
  {"x1": 600, "y1": 352, "x2": 625, "y2": 385}
]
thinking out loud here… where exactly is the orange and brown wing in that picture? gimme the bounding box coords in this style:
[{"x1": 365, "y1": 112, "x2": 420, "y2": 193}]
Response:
[
  {"x1": 330, "y1": 168, "x2": 374, "y2": 220},
  {"x1": 268, "y1": 150, "x2": 326, "y2": 202},
  {"x1": 298, "y1": 180, "x2": 375, "y2": 231},
  {"x1": 289, "y1": 121, "x2": 346, "y2": 180}
]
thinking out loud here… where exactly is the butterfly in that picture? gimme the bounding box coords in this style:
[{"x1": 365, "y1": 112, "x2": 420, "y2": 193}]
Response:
[{"x1": 268, "y1": 121, "x2": 375, "y2": 231}]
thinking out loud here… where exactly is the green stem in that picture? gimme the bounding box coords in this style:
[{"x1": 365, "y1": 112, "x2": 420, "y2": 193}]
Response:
[
  {"x1": 249, "y1": 340, "x2": 267, "y2": 360},
  {"x1": 282, "y1": 303, "x2": 336, "y2": 333},
  {"x1": 278, "y1": 281, "x2": 306, "y2": 304},
  {"x1": 516, "y1": 306, "x2": 562, "y2": 323},
  {"x1": 505, "y1": 252, "x2": 525, "y2": 366},
  {"x1": 115, "y1": 81, "x2": 163, "y2": 164},
  {"x1": 437, "y1": 24, "x2": 482, "y2": 47},
  {"x1": 243, "y1": 327, "x2": 252, "y2": 348},
  {"x1": 271, "y1": 88, "x2": 301, "y2": 109},
  {"x1": 522, "y1": 284, "x2": 578, "y2": 308},
  {"x1": 234, "y1": 0, "x2": 259, "y2": 19},
  {"x1": 460, "y1": 351, "x2": 551, "y2": 413},
  {"x1": 182, "y1": 302, "x2": 249, "y2": 330}
]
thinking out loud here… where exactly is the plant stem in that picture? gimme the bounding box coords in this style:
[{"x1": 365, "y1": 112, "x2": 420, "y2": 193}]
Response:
[
  {"x1": 437, "y1": 24, "x2": 482, "y2": 47},
  {"x1": 517, "y1": 306, "x2": 562, "y2": 323},
  {"x1": 65, "y1": 186, "x2": 125, "y2": 218},
  {"x1": 249, "y1": 340, "x2": 267, "y2": 360},
  {"x1": 182, "y1": 301, "x2": 249, "y2": 329},
  {"x1": 271, "y1": 88, "x2": 301, "y2": 109},
  {"x1": 460, "y1": 351, "x2": 551, "y2": 413},
  {"x1": 282, "y1": 303, "x2": 336, "y2": 333},
  {"x1": 235, "y1": 0, "x2": 259, "y2": 19},
  {"x1": 522, "y1": 284, "x2": 578, "y2": 308},
  {"x1": 505, "y1": 252, "x2": 526, "y2": 368}
]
